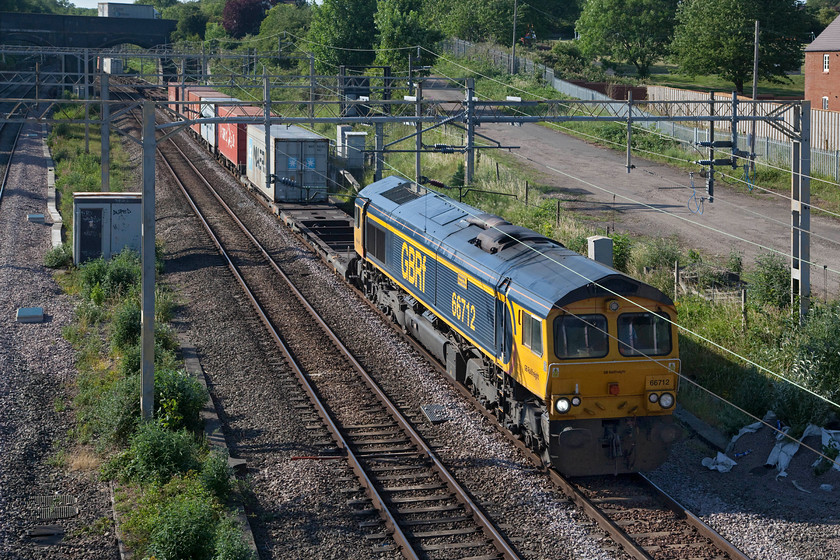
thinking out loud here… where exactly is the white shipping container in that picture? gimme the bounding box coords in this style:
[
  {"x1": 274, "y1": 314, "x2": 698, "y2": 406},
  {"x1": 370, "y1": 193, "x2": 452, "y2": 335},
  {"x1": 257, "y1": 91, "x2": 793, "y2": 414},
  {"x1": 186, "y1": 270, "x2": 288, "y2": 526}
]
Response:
[
  {"x1": 102, "y1": 58, "x2": 123, "y2": 75},
  {"x1": 73, "y1": 192, "x2": 142, "y2": 265},
  {"x1": 246, "y1": 125, "x2": 330, "y2": 202},
  {"x1": 200, "y1": 98, "x2": 237, "y2": 149},
  {"x1": 97, "y1": 3, "x2": 158, "y2": 18}
]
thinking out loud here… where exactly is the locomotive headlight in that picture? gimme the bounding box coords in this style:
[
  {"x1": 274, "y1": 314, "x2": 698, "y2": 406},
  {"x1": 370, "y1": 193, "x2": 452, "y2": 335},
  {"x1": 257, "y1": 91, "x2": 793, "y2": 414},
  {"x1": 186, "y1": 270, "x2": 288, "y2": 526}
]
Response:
[
  {"x1": 555, "y1": 398, "x2": 571, "y2": 414},
  {"x1": 659, "y1": 392, "x2": 675, "y2": 409},
  {"x1": 648, "y1": 393, "x2": 659, "y2": 403},
  {"x1": 571, "y1": 396, "x2": 581, "y2": 407}
]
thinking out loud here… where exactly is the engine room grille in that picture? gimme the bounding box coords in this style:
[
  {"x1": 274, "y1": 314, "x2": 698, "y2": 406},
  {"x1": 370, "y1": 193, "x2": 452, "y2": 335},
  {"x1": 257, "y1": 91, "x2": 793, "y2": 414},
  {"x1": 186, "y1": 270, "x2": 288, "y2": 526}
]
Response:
[{"x1": 381, "y1": 183, "x2": 421, "y2": 204}]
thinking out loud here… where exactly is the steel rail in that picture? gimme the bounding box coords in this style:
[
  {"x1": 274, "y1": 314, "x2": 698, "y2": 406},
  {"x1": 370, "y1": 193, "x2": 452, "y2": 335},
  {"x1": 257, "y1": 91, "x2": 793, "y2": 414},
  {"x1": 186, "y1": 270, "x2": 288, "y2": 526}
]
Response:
[
  {"x1": 0, "y1": 85, "x2": 37, "y2": 209},
  {"x1": 638, "y1": 473, "x2": 750, "y2": 560},
  {"x1": 154, "y1": 140, "x2": 421, "y2": 560},
  {"x1": 162, "y1": 134, "x2": 519, "y2": 560},
  {"x1": 132, "y1": 93, "x2": 520, "y2": 558}
]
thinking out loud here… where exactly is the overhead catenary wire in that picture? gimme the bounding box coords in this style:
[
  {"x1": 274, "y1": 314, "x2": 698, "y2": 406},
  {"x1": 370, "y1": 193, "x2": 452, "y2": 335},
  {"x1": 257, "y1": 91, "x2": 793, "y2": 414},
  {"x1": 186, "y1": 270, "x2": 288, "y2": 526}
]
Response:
[
  {"x1": 424, "y1": 64, "x2": 840, "y2": 277},
  {"x1": 194, "y1": 48, "x2": 840, "y2": 414}
]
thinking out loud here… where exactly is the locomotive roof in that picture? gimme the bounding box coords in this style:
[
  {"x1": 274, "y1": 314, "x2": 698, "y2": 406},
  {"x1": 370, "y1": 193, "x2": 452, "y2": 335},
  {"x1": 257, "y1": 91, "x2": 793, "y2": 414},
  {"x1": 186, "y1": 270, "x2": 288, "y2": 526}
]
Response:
[{"x1": 359, "y1": 176, "x2": 672, "y2": 318}]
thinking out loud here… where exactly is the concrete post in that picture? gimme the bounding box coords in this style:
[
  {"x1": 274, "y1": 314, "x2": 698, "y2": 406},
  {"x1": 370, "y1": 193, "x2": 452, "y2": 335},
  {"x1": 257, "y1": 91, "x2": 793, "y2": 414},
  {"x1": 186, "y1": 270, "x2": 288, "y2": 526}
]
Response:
[
  {"x1": 264, "y1": 70, "x2": 272, "y2": 196},
  {"x1": 309, "y1": 53, "x2": 315, "y2": 125},
  {"x1": 465, "y1": 79, "x2": 475, "y2": 186},
  {"x1": 101, "y1": 73, "x2": 110, "y2": 192},
  {"x1": 415, "y1": 81, "x2": 422, "y2": 188},
  {"x1": 791, "y1": 102, "x2": 811, "y2": 322},
  {"x1": 84, "y1": 48, "x2": 90, "y2": 154},
  {"x1": 141, "y1": 100, "x2": 156, "y2": 421},
  {"x1": 375, "y1": 122, "x2": 384, "y2": 182}
]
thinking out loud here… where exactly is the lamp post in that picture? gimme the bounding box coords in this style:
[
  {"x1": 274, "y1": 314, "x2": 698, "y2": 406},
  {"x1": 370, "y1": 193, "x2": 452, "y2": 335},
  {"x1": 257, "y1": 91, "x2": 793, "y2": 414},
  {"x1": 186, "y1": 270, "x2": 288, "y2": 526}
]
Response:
[{"x1": 510, "y1": 0, "x2": 518, "y2": 74}]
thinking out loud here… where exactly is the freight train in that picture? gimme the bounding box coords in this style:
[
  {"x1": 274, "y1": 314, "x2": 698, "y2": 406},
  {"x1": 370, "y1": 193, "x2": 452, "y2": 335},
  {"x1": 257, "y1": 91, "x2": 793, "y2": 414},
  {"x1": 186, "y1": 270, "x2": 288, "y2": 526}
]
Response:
[
  {"x1": 166, "y1": 83, "x2": 681, "y2": 475},
  {"x1": 350, "y1": 176, "x2": 681, "y2": 476}
]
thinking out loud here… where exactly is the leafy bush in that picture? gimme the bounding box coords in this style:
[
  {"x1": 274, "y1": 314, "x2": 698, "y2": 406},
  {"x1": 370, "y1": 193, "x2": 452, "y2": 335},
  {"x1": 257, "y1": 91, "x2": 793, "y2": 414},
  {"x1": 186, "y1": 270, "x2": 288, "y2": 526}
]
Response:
[
  {"x1": 103, "y1": 250, "x2": 141, "y2": 298},
  {"x1": 79, "y1": 257, "x2": 109, "y2": 299},
  {"x1": 608, "y1": 232, "x2": 631, "y2": 273},
  {"x1": 751, "y1": 252, "x2": 789, "y2": 309},
  {"x1": 146, "y1": 481, "x2": 217, "y2": 560},
  {"x1": 772, "y1": 381, "x2": 832, "y2": 437},
  {"x1": 156, "y1": 368, "x2": 208, "y2": 433},
  {"x1": 44, "y1": 243, "x2": 73, "y2": 268},
  {"x1": 95, "y1": 375, "x2": 142, "y2": 447},
  {"x1": 110, "y1": 300, "x2": 141, "y2": 351},
  {"x1": 123, "y1": 422, "x2": 201, "y2": 484},
  {"x1": 787, "y1": 302, "x2": 840, "y2": 402},
  {"x1": 200, "y1": 450, "x2": 232, "y2": 502},
  {"x1": 118, "y1": 337, "x2": 180, "y2": 379},
  {"x1": 629, "y1": 236, "x2": 681, "y2": 274},
  {"x1": 213, "y1": 515, "x2": 257, "y2": 560}
]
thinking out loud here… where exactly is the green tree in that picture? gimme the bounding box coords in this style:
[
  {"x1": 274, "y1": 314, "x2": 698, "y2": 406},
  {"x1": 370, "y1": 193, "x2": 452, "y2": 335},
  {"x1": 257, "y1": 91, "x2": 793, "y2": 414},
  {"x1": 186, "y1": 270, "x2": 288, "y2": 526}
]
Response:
[
  {"x1": 138, "y1": 0, "x2": 178, "y2": 13},
  {"x1": 672, "y1": 0, "x2": 806, "y2": 94},
  {"x1": 163, "y1": 2, "x2": 209, "y2": 42},
  {"x1": 307, "y1": 0, "x2": 377, "y2": 75},
  {"x1": 257, "y1": 3, "x2": 312, "y2": 53},
  {"x1": 374, "y1": 0, "x2": 441, "y2": 71},
  {"x1": 803, "y1": 0, "x2": 840, "y2": 38},
  {"x1": 575, "y1": 0, "x2": 678, "y2": 78}
]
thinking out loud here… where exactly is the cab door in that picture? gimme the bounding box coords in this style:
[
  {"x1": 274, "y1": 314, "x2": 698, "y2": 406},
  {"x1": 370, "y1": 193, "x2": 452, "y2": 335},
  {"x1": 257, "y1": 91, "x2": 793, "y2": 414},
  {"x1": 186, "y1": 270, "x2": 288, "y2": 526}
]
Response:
[{"x1": 353, "y1": 198, "x2": 370, "y2": 256}]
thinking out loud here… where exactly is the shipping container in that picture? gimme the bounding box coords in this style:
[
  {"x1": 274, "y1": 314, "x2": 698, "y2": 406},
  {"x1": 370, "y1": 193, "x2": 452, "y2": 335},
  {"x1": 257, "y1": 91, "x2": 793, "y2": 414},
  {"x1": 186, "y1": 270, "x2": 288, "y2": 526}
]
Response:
[
  {"x1": 186, "y1": 89, "x2": 228, "y2": 135},
  {"x1": 217, "y1": 105, "x2": 266, "y2": 174},
  {"x1": 101, "y1": 58, "x2": 123, "y2": 75},
  {"x1": 73, "y1": 192, "x2": 142, "y2": 265},
  {"x1": 200, "y1": 97, "x2": 238, "y2": 149},
  {"x1": 246, "y1": 125, "x2": 330, "y2": 202},
  {"x1": 166, "y1": 82, "x2": 179, "y2": 113},
  {"x1": 97, "y1": 3, "x2": 158, "y2": 18},
  {"x1": 172, "y1": 85, "x2": 214, "y2": 117}
]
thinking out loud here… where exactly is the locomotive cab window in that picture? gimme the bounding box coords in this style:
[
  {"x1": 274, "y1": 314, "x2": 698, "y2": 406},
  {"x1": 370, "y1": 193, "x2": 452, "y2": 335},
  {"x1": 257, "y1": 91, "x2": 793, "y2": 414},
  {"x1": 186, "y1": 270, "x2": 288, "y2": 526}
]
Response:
[
  {"x1": 554, "y1": 314, "x2": 608, "y2": 359},
  {"x1": 521, "y1": 311, "x2": 543, "y2": 356},
  {"x1": 618, "y1": 312, "x2": 671, "y2": 357},
  {"x1": 354, "y1": 206, "x2": 360, "y2": 227}
]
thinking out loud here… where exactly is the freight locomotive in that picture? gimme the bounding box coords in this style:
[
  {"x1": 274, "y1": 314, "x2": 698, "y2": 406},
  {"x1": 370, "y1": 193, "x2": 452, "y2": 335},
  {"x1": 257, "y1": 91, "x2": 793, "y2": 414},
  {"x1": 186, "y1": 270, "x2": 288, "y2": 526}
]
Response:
[{"x1": 350, "y1": 176, "x2": 681, "y2": 475}]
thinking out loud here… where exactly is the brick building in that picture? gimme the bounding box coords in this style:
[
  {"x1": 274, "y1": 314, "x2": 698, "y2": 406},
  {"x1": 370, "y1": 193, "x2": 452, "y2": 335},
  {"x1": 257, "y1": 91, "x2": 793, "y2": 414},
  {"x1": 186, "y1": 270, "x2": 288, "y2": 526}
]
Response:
[{"x1": 805, "y1": 16, "x2": 840, "y2": 111}]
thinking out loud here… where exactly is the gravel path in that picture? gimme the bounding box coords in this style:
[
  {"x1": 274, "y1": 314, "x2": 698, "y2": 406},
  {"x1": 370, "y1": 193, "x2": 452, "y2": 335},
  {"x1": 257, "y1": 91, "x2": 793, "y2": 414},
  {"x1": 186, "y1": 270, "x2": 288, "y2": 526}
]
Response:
[{"x1": 0, "y1": 124, "x2": 119, "y2": 558}]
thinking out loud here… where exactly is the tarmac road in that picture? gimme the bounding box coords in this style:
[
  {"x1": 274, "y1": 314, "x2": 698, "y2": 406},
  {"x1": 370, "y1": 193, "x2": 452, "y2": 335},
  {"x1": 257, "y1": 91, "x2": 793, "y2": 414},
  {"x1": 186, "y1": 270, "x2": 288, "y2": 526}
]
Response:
[{"x1": 422, "y1": 80, "x2": 840, "y2": 299}]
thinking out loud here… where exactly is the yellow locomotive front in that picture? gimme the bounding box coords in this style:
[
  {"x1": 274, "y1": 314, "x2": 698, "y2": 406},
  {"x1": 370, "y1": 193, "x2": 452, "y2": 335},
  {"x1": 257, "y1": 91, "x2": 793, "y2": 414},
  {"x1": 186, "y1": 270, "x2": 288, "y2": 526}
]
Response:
[{"x1": 517, "y1": 295, "x2": 682, "y2": 476}]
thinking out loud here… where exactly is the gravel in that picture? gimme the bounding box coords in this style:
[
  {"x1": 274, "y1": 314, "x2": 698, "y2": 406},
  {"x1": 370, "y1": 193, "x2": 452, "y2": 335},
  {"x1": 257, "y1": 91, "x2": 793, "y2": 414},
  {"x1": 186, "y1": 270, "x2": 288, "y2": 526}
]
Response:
[{"x1": 0, "y1": 124, "x2": 119, "y2": 558}]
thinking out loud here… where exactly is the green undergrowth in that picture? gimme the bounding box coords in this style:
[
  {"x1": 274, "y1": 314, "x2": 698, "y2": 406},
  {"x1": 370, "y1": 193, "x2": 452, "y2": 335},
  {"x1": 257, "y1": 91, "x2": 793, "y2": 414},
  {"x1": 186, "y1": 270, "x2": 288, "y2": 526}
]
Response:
[
  {"x1": 56, "y1": 248, "x2": 254, "y2": 560},
  {"x1": 46, "y1": 112, "x2": 254, "y2": 559},
  {"x1": 47, "y1": 96, "x2": 136, "y2": 238}
]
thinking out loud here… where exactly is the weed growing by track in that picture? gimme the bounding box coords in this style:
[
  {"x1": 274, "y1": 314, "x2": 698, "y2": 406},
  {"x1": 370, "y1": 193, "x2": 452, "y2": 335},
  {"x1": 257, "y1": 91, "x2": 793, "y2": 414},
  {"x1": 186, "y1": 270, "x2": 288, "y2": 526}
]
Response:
[{"x1": 46, "y1": 111, "x2": 255, "y2": 559}]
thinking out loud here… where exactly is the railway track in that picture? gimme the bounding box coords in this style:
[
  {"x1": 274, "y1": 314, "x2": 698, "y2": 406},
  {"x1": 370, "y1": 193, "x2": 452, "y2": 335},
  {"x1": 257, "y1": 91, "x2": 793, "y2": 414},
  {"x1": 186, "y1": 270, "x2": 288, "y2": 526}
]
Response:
[
  {"x1": 112, "y1": 83, "x2": 752, "y2": 559},
  {"x1": 0, "y1": 83, "x2": 36, "y2": 207},
  {"x1": 140, "y1": 104, "x2": 521, "y2": 559}
]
